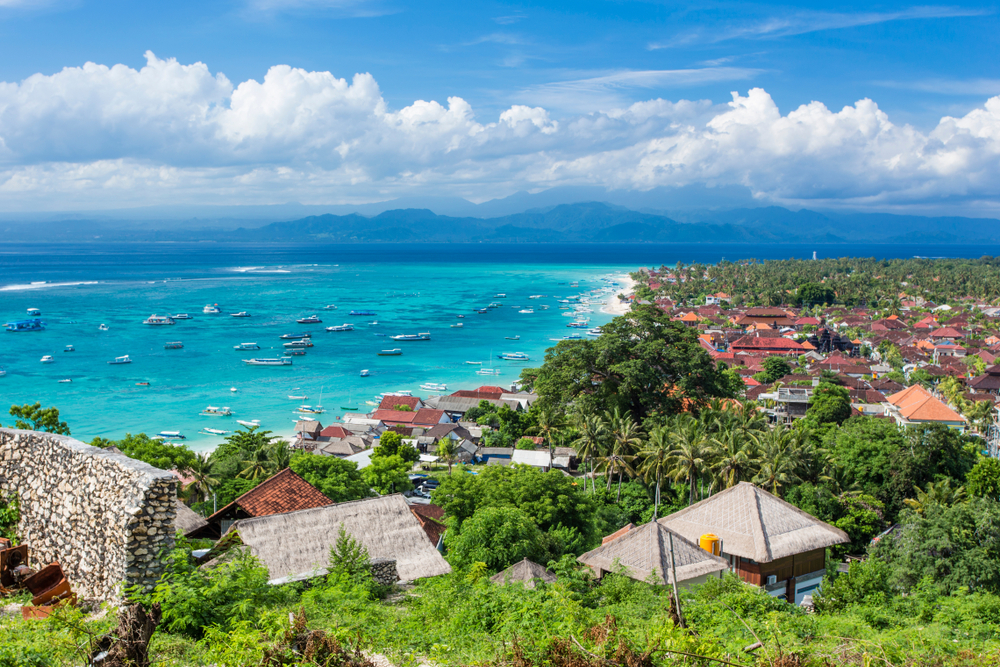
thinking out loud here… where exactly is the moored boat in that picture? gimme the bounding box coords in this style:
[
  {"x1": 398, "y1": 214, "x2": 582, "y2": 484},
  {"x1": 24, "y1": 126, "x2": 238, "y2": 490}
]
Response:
[
  {"x1": 476, "y1": 368, "x2": 500, "y2": 375},
  {"x1": 108, "y1": 355, "x2": 132, "y2": 365},
  {"x1": 349, "y1": 310, "x2": 376, "y2": 316},
  {"x1": 244, "y1": 358, "x2": 293, "y2": 366},
  {"x1": 297, "y1": 315, "x2": 322, "y2": 324},
  {"x1": 155, "y1": 431, "x2": 185, "y2": 440},
  {"x1": 237, "y1": 419, "x2": 261, "y2": 428},
  {"x1": 505, "y1": 335, "x2": 520, "y2": 340},
  {"x1": 230, "y1": 311, "x2": 251, "y2": 318},
  {"x1": 5, "y1": 319, "x2": 46, "y2": 332},
  {"x1": 40, "y1": 355, "x2": 54, "y2": 363},
  {"x1": 283, "y1": 339, "x2": 313, "y2": 348},
  {"x1": 326, "y1": 324, "x2": 354, "y2": 332},
  {"x1": 98, "y1": 323, "x2": 109, "y2": 331},
  {"x1": 234, "y1": 342, "x2": 260, "y2": 350},
  {"x1": 465, "y1": 360, "x2": 482, "y2": 365},
  {"x1": 279, "y1": 332, "x2": 311, "y2": 340},
  {"x1": 64, "y1": 345, "x2": 75, "y2": 352},
  {"x1": 172, "y1": 313, "x2": 192, "y2": 320},
  {"x1": 390, "y1": 332, "x2": 431, "y2": 341},
  {"x1": 283, "y1": 348, "x2": 307, "y2": 356},
  {"x1": 164, "y1": 341, "x2": 184, "y2": 349},
  {"x1": 360, "y1": 369, "x2": 370, "y2": 377},
  {"x1": 377, "y1": 348, "x2": 403, "y2": 356},
  {"x1": 143, "y1": 314, "x2": 175, "y2": 325},
  {"x1": 58, "y1": 378, "x2": 72, "y2": 383},
  {"x1": 498, "y1": 352, "x2": 529, "y2": 361},
  {"x1": 203, "y1": 304, "x2": 222, "y2": 314},
  {"x1": 200, "y1": 428, "x2": 230, "y2": 436},
  {"x1": 27, "y1": 307, "x2": 41, "y2": 316},
  {"x1": 200, "y1": 406, "x2": 233, "y2": 416}
]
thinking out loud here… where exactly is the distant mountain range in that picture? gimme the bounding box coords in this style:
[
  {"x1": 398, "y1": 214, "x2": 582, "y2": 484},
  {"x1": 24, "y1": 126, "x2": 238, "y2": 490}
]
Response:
[{"x1": 2, "y1": 201, "x2": 998, "y2": 244}]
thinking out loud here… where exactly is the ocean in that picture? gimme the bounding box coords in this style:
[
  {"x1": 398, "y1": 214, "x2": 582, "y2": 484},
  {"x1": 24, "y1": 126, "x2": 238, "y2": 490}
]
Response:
[{"x1": 1, "y1": 242, "x2": 997, "y2": 450}]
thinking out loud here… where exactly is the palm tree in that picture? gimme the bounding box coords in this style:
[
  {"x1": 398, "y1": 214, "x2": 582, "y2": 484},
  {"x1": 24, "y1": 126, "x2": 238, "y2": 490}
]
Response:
[
  {"x1": 436, "y1": 438, "x2": 458, "y2": 475},
  {"x1": 667, "y1": 415, "x2": 709, "y2": 505},
  {"x1": 637, "y1": 425, "x2": 671, "y2": 519},
  {"x1": 269, "y1": 440, "x2": 292, "y2": 471},
  {"x1": 239, "y1": 444, "x2": 275, "y2": 480},
  {"x1": 904, "y1": 479, "x2": 966, "y2": 514},
  {"x1": 710, "y1": 427, "x2": 758, "y2": 490},
  {"x1": 185, "y1": 452, "x2": 219, "y2": 503},
  {"x1": 603, "y1": 408, "x2": 644, "y2": 502},
  {"x1": 751, "y1": 426, "x2": 800, "y2": 496},
  {"x1": 572, "y1": 411, "x2": 608, "y2": 493},
  {"x1": 530, "y1": 408, "x2": 566, "y2": 458}
]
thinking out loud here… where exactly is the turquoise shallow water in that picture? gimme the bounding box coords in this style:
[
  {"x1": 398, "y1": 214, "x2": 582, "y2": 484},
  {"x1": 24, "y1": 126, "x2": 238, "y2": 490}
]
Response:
[{"x1": 0, "y1": 244, "x2": 631, "y2": 450}]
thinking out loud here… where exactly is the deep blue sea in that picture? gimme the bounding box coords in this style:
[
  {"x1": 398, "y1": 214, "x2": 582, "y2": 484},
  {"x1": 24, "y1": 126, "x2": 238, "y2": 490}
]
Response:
[{"x1": 1, "y1": 242, "x2": 997, "y2": 450}]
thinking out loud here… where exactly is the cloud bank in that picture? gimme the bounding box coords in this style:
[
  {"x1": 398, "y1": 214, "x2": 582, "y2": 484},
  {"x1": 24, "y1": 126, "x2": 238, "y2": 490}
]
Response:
[{"x1": 1, "y1": 51, "x2": 1000, "y2": 213}]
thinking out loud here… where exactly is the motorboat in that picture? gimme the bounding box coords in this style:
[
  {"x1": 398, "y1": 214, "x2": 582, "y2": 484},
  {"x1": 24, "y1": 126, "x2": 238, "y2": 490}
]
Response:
[
  {"x1": 143, "y1": 314, "x2": 175, "y2": 325},
  {"x1": 451, "y1": 323, "x2": 463, "y2": 328},
  {"x1": 476, "y1": 368, "x2": 501, "y2": 376},
  {"x1": 172, "y1": 313, "x2": 192, "y2": 320},
  {"x1": 562, "y1": 333, "x2": 583, "y2": 340},
  {"x1": 288, "y1": 394, "x2": 308, "y2": 400},
  {"x1": 368, "y1": 321, "x2": 379, "y2": 326},
  {"x1": 420, "y1": 383, "x2": 447, "y2": 391},
  {"x1": 349, "y1": 310, "x2": 376, "y2": 316},
  {"x1": 378, "y1": 348, "x2": 403, "y2": 356},
  {"x1": 498, "y1": 352, "x2": 529, "y2": 361},
  {"x1": 475, "y1": 308, "x2": 488, "y2": 314},
  {"x1": 98, "y1": 324, "x2": 109, "y2": 331},
  {"x1": 528, "y1": 295, "x2": 544, "y2": 299},
  {"x1": 230, "y1": 387, "x2": 238, "y2": 392},
  {"x1": 456, "y1": 315, "x2": 465, "y2": 318},
  {"x1": 64, "y1": 345, "x2": 75, "y2": 352},
  {"x1": 203, "y1": 304, "x2": 222, "y2": 314},
  {"x1": 587, "y1": 328, "x2": 603, "y2": 336},
  {"x1": 200, "y1": 406, "x2": 233, "y2": 416},
  {"x1": 283, "y1": 349, "x2": 306, "y2": 356},
  {"x1": 280, "y1": 332, "x2": 311, "y2": 340},
  {"x1": 5, "y1": 319, "x2": 46, "y2": 332},
  {"x1": 365, "y1": 400, "x2": 378, "y2": 406},
  {"x1": 27, "y1": 307, "x2": 41, "y2": 316},
  {"x1": 326, "y1": 324, "x2": 354, "y2": 332},
  {"x1": 234, "y1": 342, "x2": 260, "y2": 350},
  {"x1": 296, "y1": 405, "x2": 325, "y2": 414},
  {"x1": 390, "y1": 333, "x2": 431, "y2": 341},
  {"x1": 237, "y1": 419, "x2": 261, "y2": 428},
  {"x1": 200, "y1": 428, "x2": 230, "y2": 436},
  {"x1": 494, "y1": 293, "x2": 507, "y2": 298},
  {"x1": 244, "y1": 358, "x2": 293, "y2": 366},
  {"x1": 488, "y1": 303, "x2": 502, "y2": 309},
  {"x1": 136, "y1": 382, "x2": 150, "y2": 386},
  {"x1": 108, "y1": 355, "x2": 132, "y2": 365},
  {"x1": 155, "y1": 431, "x2": 185, "y2": 440},
  {"x1": 283, "y1": 339, "x2": 313, "y2": 348},
  {"x1": 518, "y1": 309, "x2": 534, "y2": 314},
  {"x1": 58, "y1": 378, "x2": 72, "y2": 383},
  {"x1": 297, "y1": 315, "x2": 322, "y2": 324},
  {"x1": 388, "y1": 390, "x2": 412, "y2": 396},
  {"x1": 40, "y1": 355, "x2": 54, "y2": 363},
  {"x1": 505, "y1": 335, "x2": 520, "y2": 340},
  {"x1": 164, "y1": 342, "x2": 184, "y2": 349},
  {"x1": 323, "y1": 304, "x2": 338, "y2": 310},
  {"x1": 466, "y1": 361, "x2": 482, "y2": 365},
  {"x1": 567, "y1": 321, "x2": 589, "y2": 328},
  {"x1": 360, "y1": 369, "x2": 371, "y2": 377},
  {"x1": 231, "y1": 311, "x2": 251, "y2": 318},
  {"x1": 0, "y1": 367, "x2": 6, "y2": 377}
]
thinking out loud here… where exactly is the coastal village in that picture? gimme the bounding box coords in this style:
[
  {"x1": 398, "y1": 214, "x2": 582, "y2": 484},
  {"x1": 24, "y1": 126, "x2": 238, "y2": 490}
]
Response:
[{"x1": 2, "y1": 258, "x2": 1000, "y2": 665}]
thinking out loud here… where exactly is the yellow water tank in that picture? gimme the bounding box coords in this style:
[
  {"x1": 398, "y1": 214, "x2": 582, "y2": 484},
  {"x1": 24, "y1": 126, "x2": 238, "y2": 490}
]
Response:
[{"x1": 700, "y1": 533, "x2": 721, "y2": 556}]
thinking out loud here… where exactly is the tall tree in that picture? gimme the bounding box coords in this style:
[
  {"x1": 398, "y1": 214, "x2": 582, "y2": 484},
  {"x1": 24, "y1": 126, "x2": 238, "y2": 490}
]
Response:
[
  {"x1": 710, "y1": 427, "x2": 758, "y2": 490},
  {"x1": 602, "y1": 408, "x2": 644, "y2": 502},
  {"x1": 7, "y1": 402, "x2": 70, "y2": 434},
  {"x1": 667, "y1": 416, "x2": 709, "y2": 505},
  {"x1": 637, "y1": 425, "x2": 672, "y2": 519},
  {"x1": 572, "y1": 411, "x2": 608, "y2": 493},
  {"x1": 185, "y1": 453, "x2": 219, "y2": 504}
]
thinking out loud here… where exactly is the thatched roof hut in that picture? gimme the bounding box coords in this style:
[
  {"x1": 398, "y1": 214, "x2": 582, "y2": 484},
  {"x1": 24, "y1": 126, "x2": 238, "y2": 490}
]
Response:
[
  {"x1": 490, "y1": 558, "x2": 557, "y2": 588},
  {"x1": 173, "y1": 499, "x2": 208, "y2": 535},
  {"x1": 578, "y1": 521, "x2": 728, "y2": 586},
  {"x1": 658, "y1": 482, "x2": 848, "y2": 563},
  {"x1": 228, "y1": 494, "x2": 451, "y2": 584}
]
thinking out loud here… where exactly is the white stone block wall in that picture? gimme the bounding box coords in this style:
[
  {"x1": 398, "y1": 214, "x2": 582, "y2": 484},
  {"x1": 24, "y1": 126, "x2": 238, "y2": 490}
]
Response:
[{"x1": 0, "y1": 428, "x2": 177, "y2": 600}]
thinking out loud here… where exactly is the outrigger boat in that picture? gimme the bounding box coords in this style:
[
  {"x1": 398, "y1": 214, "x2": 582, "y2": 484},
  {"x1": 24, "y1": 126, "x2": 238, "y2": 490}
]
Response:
[
  {"x1": 377, "y1": 348, "x2": 402, "y2": 356},
  {"x1": 390, "y1": 333, "x2": 431, "y2": 341},
  {"x1": 326, "y1": 324, "x2": 354, "y2": 332},
  {"x1": 200, "y1": 406, "x2": 233, "y2": 416}
]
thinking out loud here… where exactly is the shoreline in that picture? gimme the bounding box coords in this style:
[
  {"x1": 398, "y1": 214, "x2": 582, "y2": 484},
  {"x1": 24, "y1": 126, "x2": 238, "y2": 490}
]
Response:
[{"x1": 601, "y1": 272, "x2": 635, "y2": 316}]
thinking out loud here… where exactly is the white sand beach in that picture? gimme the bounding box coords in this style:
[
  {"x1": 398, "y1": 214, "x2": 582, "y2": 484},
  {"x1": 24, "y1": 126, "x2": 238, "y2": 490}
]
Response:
[{"x1": 601, "y1": 272, "x2": 636, "y2": 316}]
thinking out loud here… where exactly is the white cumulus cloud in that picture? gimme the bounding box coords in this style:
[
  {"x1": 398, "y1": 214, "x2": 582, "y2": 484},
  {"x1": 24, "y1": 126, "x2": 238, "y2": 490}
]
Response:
[{"x1": 1, "y1": 53, "x2": 1000, "y2": 213}]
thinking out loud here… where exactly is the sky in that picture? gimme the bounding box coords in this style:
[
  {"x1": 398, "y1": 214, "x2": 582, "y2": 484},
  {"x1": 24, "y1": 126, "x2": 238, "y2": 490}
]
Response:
[{"x1": 0, "y1": 0, "x2": 998, "y2": 216}]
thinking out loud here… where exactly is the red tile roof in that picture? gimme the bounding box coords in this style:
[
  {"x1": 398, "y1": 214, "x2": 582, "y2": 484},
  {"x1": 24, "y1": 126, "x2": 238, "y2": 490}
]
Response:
[
  {"x1": 409, "y1": 503, "x2": 447, "y2": 547},
  {"x1": 379, "y1": 395, "x2": 421, "y2": 411},
  {"x1": 451, "y1": 387, "x2": 506, "y2": 399},
  {"x1": 929, "y1": 327, "x2": 965, "y2": 339},
  {"x1": 372, "y1": 409, "x2": 418, "y2": 424},
  {"x1": 319, "y1": 425, "x2": 351, "y2": 439},
  {"x1": 413, "y1": 408, "x2": 447, "y2": 426},
  {"x1": 231, "y1": 468, "x2": 332, "y2": 518}
]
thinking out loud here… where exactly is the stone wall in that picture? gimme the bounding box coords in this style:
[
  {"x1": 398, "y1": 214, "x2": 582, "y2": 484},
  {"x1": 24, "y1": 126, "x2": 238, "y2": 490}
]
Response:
[
  {"x1": 0, "y1": 428, "x2": 177, "y2": 600},
  {"x1": 369, "y1": 558, "x2": 399, "y2": 585}
]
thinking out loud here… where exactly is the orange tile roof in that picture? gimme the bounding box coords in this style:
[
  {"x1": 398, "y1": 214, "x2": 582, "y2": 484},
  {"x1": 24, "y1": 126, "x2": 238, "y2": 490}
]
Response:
[
  {"x1": 679, "y1": 312, "x2": 700, "y2": 322},
  {"x1": 372, "y1": 409, "x2": 418, "y2": 423},
  {"x1": 886, "y1": 385, "x2": 965, "y2": 424},
  {"x1": 230, "y1": 468, "x2": 333, "y2": 518},
  {"x1": 379, "y1": 395, "x2": 421, "y2": 410}
]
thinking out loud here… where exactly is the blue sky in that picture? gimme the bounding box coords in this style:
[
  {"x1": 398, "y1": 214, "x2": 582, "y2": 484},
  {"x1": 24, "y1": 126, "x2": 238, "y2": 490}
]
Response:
[{"x1": 0, "y1": 1, "x2": 997, "y2": 215}]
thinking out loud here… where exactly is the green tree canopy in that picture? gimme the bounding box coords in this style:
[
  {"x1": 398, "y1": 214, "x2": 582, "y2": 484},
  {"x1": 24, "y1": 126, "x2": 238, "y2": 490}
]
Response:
[
  {"x1": 521, "y1": 304, "x2": 735, "y2": 424},
  {"x1": 289, "y1": 452, "x2": 370, "y2": 503},
  {"x1": 795, "y1": 282, "x2": 836, "y2": 306},
  {"x1": 444, "y1": 506, "x2": 546, "y2": 571},
  {"x1": 755, "y1": 356, "x2": 792, "y2": 384},
  {"x1": 372, "y1": 431, "x2": 419, "y2": 462},
  {"x1": 362, "y1": 454, "x2": 412, "y2": 495},
  {"x1": 805, "y1": 383, "x2": 852, "y2": 426},
  {"x1": 967, "y1": 457, "x2": 1000, "y2": 500},
  {"x1": 94, "y1": 433, "x2": 197, "y2": 473},
  {"x1": 7, "y1": 402, "x2": 70, "y2": 434}
]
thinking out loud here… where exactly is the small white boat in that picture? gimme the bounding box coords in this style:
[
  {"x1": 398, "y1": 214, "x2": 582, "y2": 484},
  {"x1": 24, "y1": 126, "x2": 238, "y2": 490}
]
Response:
[
  {"x1": 203, "y1": 304, "x2": 222, "y2": 314},
  {"x1": 368, "y1": 321, "x2": 379, "y2": 326},
  {"x1": 143, "y1": 314, "x2": 175, "y2": 325},
  {"x1": 323, "y1": 304, "x2": 338, "y2": 310},
  {"x1": 466, "y1": 360, "x2": 482, "y2": 365},
  {"x1": 58, "y1": 378, "x2": 72, "y2": 383},
  {"x1": 288, "y1": 394, "x2": 308, "y2": 400},
  {"x1": 495, "y1": 293, "x2": 507, "y2": 298},
  {"x1": 518, "y1": 309, "x2": 534, "y2": 314},
  {"x1": 360, "y1": 369, "x2": 370, "y2": 377},
  {"x1": 326, "y1": 324, "x2": 354, "y2": 332},
  {"x1": 296, "y1": 405, "x2": 325, "y2": 414},
  {"x1": 237, "y1": 419, "x2": 260, "y2": 428},
  {"x1": 107, "y1": 355, "x2": 132, "y2": 365},
  {"x1": 39, "y1": 355, "x2": 53, "y2": 364},
  {"x1": 420, "y1": 383, "x2": 448, "y2": 391},
  {"x1": 172, "y1": 313, "x2": 192, "y2": 320},
  {"x1": 155, "y1": 431, "x2": 185, "y2": 440},
  {"x1": 378, "y1": 348, "x2": 403, "y2": 356},
  {"x1": 231, "y1": 311, "x2": 251, "y2": 318},
  {"x1": 451, "y1": 323, "x2": 463, "y2": 328},
  {"x1": 477, "y1": 368, "x2": 501, "y2": 376},
  {"x1": 587, "y1": 328, "x2": 602, "y2": 336},
  {"x1": 0, "y1": 367, "x2": 6, "y2": 377},
  {"x1": 499, "y1": 352, "x2": 529, "y2": 361},
  {"x1": 234, "y1": 342, "x2": 260, "y2": 350},
  {"x1": 200, "y1": 406, "x2": 233, "y2": 416},
  {"x1": 243, "y1": 358, "x2": 292, "y2": 366},
  {"x1": 230, "y1": 387, "x2": 238, "y2": 392},
  {"x1": 27, "y1": 307, "x2": 41, "y2": 316},
  {"x1": 164, "y1": 341, "x2": 184, "y2": 349},
  {"x1": 64, "y1": 344, "x2": 75, "y2": 352},
  {"x1": 200, "y1": 428, "x2": 230, "y2": 435},
  {"x1": 283, "y1": 339, "x2": 313, "y2": 348},
  {"x1": 297, "y1": 315, "x2": 322, "y2": 324},
  {"x1": 528, "y1": 295, "x2": 544, "y2": 299},
  {"x1": 98, "y1": 324, "x2": 109, "y2": 331},
  {"x1": 390, "y1": 333, "x2": 430, "y2": 341},
  {"x1": 505, "y1": 335, "x2": 520, "y2": 340}
]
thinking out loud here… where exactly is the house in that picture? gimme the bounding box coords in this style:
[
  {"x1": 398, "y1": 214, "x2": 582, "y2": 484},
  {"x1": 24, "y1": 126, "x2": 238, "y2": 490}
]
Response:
[
  {"x1": 933, "y1": 343, "x2": 967, "y2": 364},
  {"x1": 730, "y1": 334, "x2": 805, "y2": 356},
  {"x1": 706, "y1": 292, "x2": 731, "y2": 306},
  {"x1": 378, "y1": 395, "x2": 424, "y2": 411},
  {"x1": 928, "y1": 327, "x2": 966, "y2": 341},
  {"x1": 407, "y1": 501, "x2": 447, "y2": 549},
  {"x1": 186, "y1": 468, "x2": 333, "y2": 539},
  {"x1": 450, "y1": 386, "x2": 507, "y2": 400},
  {"x1": 511, "y1": 449, "x2": 551, "y2": 470},
  {"x1": 732, "y1": 308, "x2": 796, "y2": 328},
  {"x1": 423, "y1": 395, "x2": 522, "y2": 417},
  {"x1": 659, "y1": 482, "x2": 849, "y2": 603},
  {"x1": 293, "y1": 420, "x2": 323, "y2": 447},
  {"x1": 578, "y1": 521, "x2": 729, "y2": 588},
  {"x1": 490, "y1": 558, "x2": 558, "y2": 588},
  {"x1": 480, "y1": 447, "x2": 513, "y2": 464},
  {"x1": 884, "y1": 384, "x2": 967, "y2": 430},
  {"x1": 224, "y1": 494, "x2": 452, "y2": 584},
  {"x1": 173, "y1": 500, "x2": 208, "y2": 535},
  {"x1": 967, "y1": 365, "x2": 1000, "y2": 395},
  {"x1": 758, "y1": 386, "x2": 814, "y2": 423}
]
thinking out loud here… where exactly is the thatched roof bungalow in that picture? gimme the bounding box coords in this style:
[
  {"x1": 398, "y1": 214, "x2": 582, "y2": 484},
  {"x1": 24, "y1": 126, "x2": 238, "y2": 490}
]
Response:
[
  {"x1": 659, "y1": 482, "x2": 848, "y2": 603},
  {"x1": 578, "y1": 521, "x2": 728, "y2": 587},
  {"x1": 173, "y1": 499, "x2": 208, "y2": 535},
  {"x1": 490, "y1": 558, "x2": 557, "y2": 588},
  {"x1": 227, "y1": 494, "x2": 451, "y2": 584}
]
